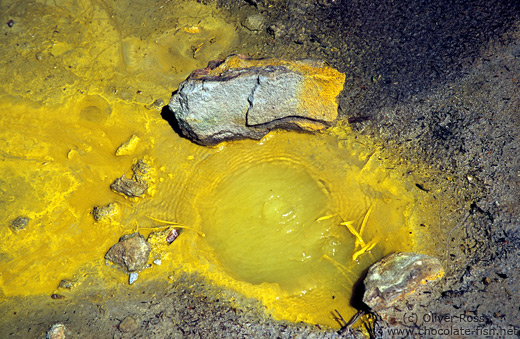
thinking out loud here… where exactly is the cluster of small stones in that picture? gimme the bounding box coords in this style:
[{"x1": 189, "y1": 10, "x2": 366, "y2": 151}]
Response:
[{"x1": 102, "y1": 157, "x2": 156, "y2": 285}]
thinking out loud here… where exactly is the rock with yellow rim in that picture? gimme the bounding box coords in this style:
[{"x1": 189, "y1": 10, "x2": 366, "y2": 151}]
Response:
[
  {"x1": 168, "y1": 54, "x2": 346, "y2": 145},
  {"x1": 363, "y1": 252, "x2": 444, "y2": 312}
]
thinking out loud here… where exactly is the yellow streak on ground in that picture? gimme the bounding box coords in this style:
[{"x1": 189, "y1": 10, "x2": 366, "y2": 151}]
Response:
[
  {"x1": 352, "y1": 242, "x2": 377, "y2": 262},
  {"x1": 316, "y1": 214, "x2": 338, "y2": 221},
  {"x1": 341, "y1": 220, "x2": 366, "y2": 248}
]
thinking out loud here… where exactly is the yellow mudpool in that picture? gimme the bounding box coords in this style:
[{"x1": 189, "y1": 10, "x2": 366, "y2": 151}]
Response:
[{"x1": 0, "y1": 0, "x2": 443, "y2": 329}]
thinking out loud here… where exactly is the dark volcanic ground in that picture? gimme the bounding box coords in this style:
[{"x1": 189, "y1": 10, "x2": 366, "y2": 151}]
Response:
[
  {"x1": 229, "y1": 0, "x2": 520, "y2": 337},
  {"x1": 2, "y1": 0, "x2": 520, "y2": 338}
]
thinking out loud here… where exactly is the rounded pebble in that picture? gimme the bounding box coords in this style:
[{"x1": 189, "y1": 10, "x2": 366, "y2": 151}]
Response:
[{"x1": 119, "y1": 315, "x2": 138, "y2": 333}]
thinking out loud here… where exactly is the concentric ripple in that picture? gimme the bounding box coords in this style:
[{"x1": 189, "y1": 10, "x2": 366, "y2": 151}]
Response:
[
  {"x1": 155, "y1": 130, "x2": 421, "y2": 327},
  {"x1": 199, "y1": 159, "x2": 344, "y2": 290}
]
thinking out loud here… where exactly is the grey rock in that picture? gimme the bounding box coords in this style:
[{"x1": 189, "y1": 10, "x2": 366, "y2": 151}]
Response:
[
  {"x1": 363, "y1": 252, "x2": 444, "y2": 311},
  {"x1": 119, "y1": 315, "x2": 139, "y2": 333},
  {"x1": 242, "y1": 14, "x2": 264, "y2": 31},
  {"x1": 168, "y1": 54, "x2": 345, "y2": 146},
  {"x1": 92, "y1": 202, "x2": 119, "y2": 221},
  {"x1": 110, "y1": 175, "x2": 148, "y2": 197},
  {"x1": 105, "y1": 232, "x2": 151, "y2": 273},
  {"x1": 9, "y1": 216, "x2": 30, "y2": 231},
  {"x1": 131, "y1": 159, "x2": 150, "y2": 184},
  {"x1": 58, "y1": 279, "x2": 75, "y2": 290}
]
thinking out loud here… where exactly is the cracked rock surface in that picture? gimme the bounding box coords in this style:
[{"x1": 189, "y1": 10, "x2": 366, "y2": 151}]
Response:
[{"x1": 168, "y1": 54, "x2": 345, "y2": 145}]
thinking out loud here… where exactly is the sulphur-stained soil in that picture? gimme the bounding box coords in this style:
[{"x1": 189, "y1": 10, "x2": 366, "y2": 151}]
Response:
[{"x1": 2, "y1": 0, "x2": 520, "y2": 338}]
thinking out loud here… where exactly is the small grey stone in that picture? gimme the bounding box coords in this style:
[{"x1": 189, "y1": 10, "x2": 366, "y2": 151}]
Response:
[
  {"x1": 119, "y1": 315, "x2": 139, "y2": 333},
  {"x1": 92, "y1": 202, "x2": 118, "y2": 221},
  {"x1": 128, "y1": 272, "x2": 138, "y2": 285},
  {"x1": 9, "y1": 216, "x2": 30, "y2": 231},
  {"x1": 110, "y1": 175, "x2": 148, "y2": 197},
  {"x1": 105, "y1": 232, "x2": 151, "y2": 273},
  {"x1": 58, "y1": 279, "x2": 75, "y2": 290},
  {"x1": 242, "y1": 14, "x2": 264, "y2": 31},
  {"x1": 151, "y1": 98, "x2": 164, "y2": 108},
  {"x1": 131, "y1": 159, "x2": 150, "y2": 184}
]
